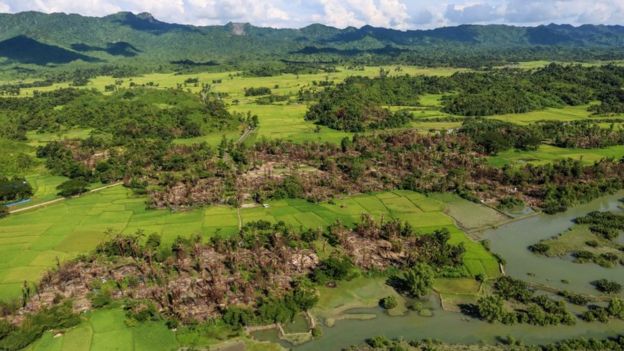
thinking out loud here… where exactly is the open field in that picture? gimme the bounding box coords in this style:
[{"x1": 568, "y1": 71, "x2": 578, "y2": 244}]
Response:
[
  {"x1": 17, "y1": 66, "x2": 467, "y2": 97},
  {"x1": 25, "y1": 129, "x2": 94, "y2": 146},
  {"x1": 488, "y1": 144, "x2": 624, "y2": 167},
  {"x1": 24, "y1": 307, "x2": 284, "y2": 351},
  {"x1": 0, "y1": 188, "x2": 500, "y2": 301},
  {"x1": 230, "y1": 103, "x2": 350, "y2": 144},
  {"x1": 505, "y1": 60, "x2": 624, "y2": 70},
  {"x1": 434, "y1": 278, "x2": 483, "y2": 312},
  {"x1": 313, "y1": 276, "x2": 408, "y2": 326},
  {"x1": 487, "y1": 105, "x2": 624, "y2": 125}
]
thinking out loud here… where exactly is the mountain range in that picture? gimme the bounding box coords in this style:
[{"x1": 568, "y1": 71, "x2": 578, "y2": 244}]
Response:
[{"x1": 1, "y1": 11, "x2": 624, "y2": 66}]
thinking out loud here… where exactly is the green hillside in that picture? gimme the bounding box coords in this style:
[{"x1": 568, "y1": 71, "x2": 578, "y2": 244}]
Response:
[{"x1": 1, "y1": 11, "x2": 624, "y2": 70}]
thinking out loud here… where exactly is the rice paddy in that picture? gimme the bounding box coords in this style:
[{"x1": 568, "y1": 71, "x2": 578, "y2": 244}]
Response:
[
  {"x1": 24, "y1": 307, "x2": 284, "y2": 351},
  {"x1": 488, "y1": 144, "x2": 624, "y2": 167},
  {"x1": 0, "y1": 187, "x2": 501, "y2": 301},
  {"x1": 486, "y1": 105, "x2": 624, "y2": 125}
]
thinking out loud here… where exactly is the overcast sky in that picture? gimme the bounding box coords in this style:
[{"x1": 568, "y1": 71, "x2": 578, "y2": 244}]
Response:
[{"x1": 0, "y1": 0, "x2": 623, "y2": 29}]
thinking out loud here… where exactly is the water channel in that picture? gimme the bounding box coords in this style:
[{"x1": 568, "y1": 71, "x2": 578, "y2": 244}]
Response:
[{"x1": 256, "y1": 192, "x2": 624, "y2": 350}]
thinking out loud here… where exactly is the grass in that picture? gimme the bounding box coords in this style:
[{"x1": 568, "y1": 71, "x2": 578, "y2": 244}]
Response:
[
  {"x1": 0, "y1": 188, "x2": 500, "y2": 301},
  {"x1": 313, "y1": 276, "x2": 408, "y2": 325},
  {"x1": 488, "y1": 144, "x2": 624, "y2": 167},
  {"x1": 488, "y1": 105, "x2": 624, "y2": 125},
  {"x1": 430, "y1": 194, "x2": 509, "y2": 231},
  {"x1": 24, "y1": 307, "x2": 283, "y2": 351},
  {"x1": 537, "y1": 224, "x2": 622, "y2": 258},
  {"x1": 25, "y1": 129, "x2": 95, "y2": 148},
  {"x1": 434, "y1": 278, "x2": 482, "y2": 312},
  {"x1": 509, "y1": 60, "x2": 624, "y2": 70}
]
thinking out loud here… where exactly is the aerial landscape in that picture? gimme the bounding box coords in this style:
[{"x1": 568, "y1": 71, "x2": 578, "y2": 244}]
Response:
[{"x1": 1, "y1": 0, "x2": 624, "y2": 350}]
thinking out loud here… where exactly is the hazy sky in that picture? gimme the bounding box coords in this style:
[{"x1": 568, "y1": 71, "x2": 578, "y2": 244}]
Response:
[{"x1": 1, "y1": 0, "x2": 623, "y2": 29}]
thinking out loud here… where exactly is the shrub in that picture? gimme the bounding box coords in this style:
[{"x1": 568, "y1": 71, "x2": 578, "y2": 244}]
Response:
[
  {"x1": 592, "y1": 279, "x2": 623, "y2": 294},
  {"x1": 89, "y1": 289, "x2": 112, "y2": 308},
  {"x1": 528, "y1": 243, "x2": 550, "y2": 254},
  {"x1": 244, "y1": 87, "x2": 271, "y2": 96},
  {"x1": 380, "y1": 296, "x2": 398, "y2": 310},
  {"x1": 0, "y1": 205, "x2": 8, "y2": 219},
  {"x1": 311, "y1": 326, "x2": 322, "y2": 337},
  {"x1": 0, "y1": 301, "x2": 80, "y2": 351}
]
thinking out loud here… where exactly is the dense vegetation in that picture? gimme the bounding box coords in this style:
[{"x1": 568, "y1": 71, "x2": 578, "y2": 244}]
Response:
[
  {"x1": 575, "y1": 211, "x2": 624, "y2": 240},
  {"x1": 0, "y1": 177, "x2": 32, "y2": 202},
  {"x1": 470, "y1": 277, "x2": 575, "y2": 326},
  {"x1": 28, "y1": 122, "x2": 624, "y2": 214},
  {"x1": 305, "y1": 64, "x2": 624, "y2": 132},
  {"x1": 0, "y1": 87, "x2": 237, "y2": 141},
  {"x1": 304, "y1": 74, "x2": 446, "y2": 131},
  {"x1": 350, "y1": 334, "x2": 624, "y2": 351}
]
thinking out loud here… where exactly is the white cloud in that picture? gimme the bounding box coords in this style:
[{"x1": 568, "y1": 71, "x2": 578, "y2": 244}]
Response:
[
  {"x1": 185, "y1": 0, "x2": 289, "y2": 25},
  {"x1": 445, "y1": 3, "x2": 500, "y2": 23},
  {"x1": 2, "y1": 0, "x2": 624, "y2": 28},
  {"x1": 9, "y1": 0, "x2": 121, "y2": 16},
  {"x1": 316, "y1": 0, "x2": 414, "y2": 29},
  {"x1": 442, "y1": 0, "x2": 624, "y2": 26}
]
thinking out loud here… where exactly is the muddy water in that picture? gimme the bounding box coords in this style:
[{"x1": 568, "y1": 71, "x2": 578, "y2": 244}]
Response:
[
  {"x1": 484, "y1": 192, "x2": 624, "y2": 295},
  {"x1": 291, "y1": 308, "x2": 624, "y2": 351},
  {"x1": 257, "y1": 193, "x2": 624, "y2": 351}
]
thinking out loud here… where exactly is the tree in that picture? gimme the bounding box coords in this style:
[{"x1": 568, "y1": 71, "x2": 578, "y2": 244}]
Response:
[
  {"x1": 0, "y1": 205, "x2": 8, "y2": 219},
  {"x1": 311, "y1": 256, "x2": 354, "y2": 283},
  {"x1": 477, "y1": 295, "x2": 506, "y2": 323},
  {"x1": 56, "y1": 179, "x2": 90, "y2": 197},
  {"x1": 592, "y1": 279, "x2": 623, "y2": 294},
  {"x1": 395, "y1": 263, "x2": 434, "y2": 298},
  {"x1": 607, "y1": 297, "x2": 624, "y2": 319}
]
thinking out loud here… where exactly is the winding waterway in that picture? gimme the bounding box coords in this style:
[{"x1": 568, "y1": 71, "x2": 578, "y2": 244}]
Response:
[
  {"x1": 261, "y1": 192, "x2": 624, "y2": 350},
  {"x1": 484, "y1": 192, "x2": 624, "y2": 295}
]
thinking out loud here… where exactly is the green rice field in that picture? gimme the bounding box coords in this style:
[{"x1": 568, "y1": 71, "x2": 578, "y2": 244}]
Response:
[
  {"x1": 486, "y1": 105, "x2": 624, "y2": 125},
  {"x1": 24, "y1": 307, "x2": 283, "y2": 351},
  {"x1": 488, "y1": 144, "x2": 624, "y2": 167}
]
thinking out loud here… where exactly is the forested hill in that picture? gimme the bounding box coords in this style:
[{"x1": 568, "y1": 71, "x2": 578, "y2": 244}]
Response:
[{"x1": 1, "y1": 11, "x2": 624, "y2": 67}]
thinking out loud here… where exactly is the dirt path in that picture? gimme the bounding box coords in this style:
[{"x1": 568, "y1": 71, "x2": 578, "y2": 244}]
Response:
[
  {"x1": 9, "y1": 182, "x2": 123, "y2": 214},
  {"x1": 237, "y1": 207, "x2": 242, "y2": 230},
  {"x1": 237, "y1": 127, "x2": 255, "y2": 144}
]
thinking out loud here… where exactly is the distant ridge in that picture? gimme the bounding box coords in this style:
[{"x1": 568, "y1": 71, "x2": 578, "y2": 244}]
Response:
[{"x1": 0, "y1": 11, "x2": 624, "y2": 66}]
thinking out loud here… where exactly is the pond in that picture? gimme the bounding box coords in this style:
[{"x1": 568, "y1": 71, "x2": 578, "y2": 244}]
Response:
[{"x1": 256, "y1": 192, "x2": 624, "y2": 350}]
